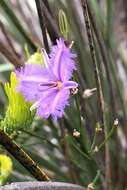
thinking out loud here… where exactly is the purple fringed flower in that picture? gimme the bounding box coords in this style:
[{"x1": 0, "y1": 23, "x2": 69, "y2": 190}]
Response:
[{"x1": 16, "y1": 38, "x2": 78, "y2": 119}]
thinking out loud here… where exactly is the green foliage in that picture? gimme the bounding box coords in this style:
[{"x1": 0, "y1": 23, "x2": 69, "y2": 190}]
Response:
[
  {"x1": 0, "y1": 0, "x2": 127, "y2": 189},
  {"x1": 0, "y1": 154, "x2": 13, "y2": 185},
  {"x1": 59, "y1": 10, "x2": 69, "y2": 39},
  {"x1": 0, "y1": 72, "x2": 35, "y2": 134},
  {"x1": 27, "y1": 51, "x2": 44, "y2": 65}
]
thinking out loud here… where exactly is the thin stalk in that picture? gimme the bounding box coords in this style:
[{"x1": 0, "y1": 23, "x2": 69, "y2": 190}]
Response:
[
  {"x1": 103, "y1": 111, "x2": 112, "y2": 190},
  {"x1": 42, "y1": 0, "x2": 58, "y2": 43},
  {"x1": 37, "y1": 0, "x2": 60, "y2": 40},
  {"x1": 106, "y1": 0, "x2": 113, "y2": 49},
  {"x1": 0, "y1": 20, "x2": 21, "y2": 58},
  {"x1": 0, "y1": 42, "x2": 23, "y2": 68},
  {"x1": 0, "y1": 0, "x2": 36, "y2": 51},
  {"x1": 35, "y1": 0, "x2": 49, "y2": 53},
  {"x1": 87, "y1": 1, "x2": 116, "y2": 119},
  {"x1": 21, "y1": 129, "x2": 59, "y2": 149},
  {"x1": 71, "y1": 141, "x2": 91, "y2": 160},
  {"x1": 122, "y1": 0, "x2": 127, "y2": 31},
  {"x1": 92, "y1": 170, "x2": 101, "y2": 187},
  {"x1": 75, "y1": 94, "x2": 81, "y2": 128},
  {"x1": 82, "y1": 0, "x2": 104, "y2": 125},
  {"x1": 89, "y1": 131, "x2": 97, "y2": 153},
  {"x1": 82, "y1": 1, "x2": 111, "y2": 189},
  {"x1": 0, "y1": 129, "x2": 50, "y2": 181},
  {"x1": 59, "y1": 119, "x2": 79, "y2": 183},
  {"x1": 16, "y1": 1, "x2": 42, "y2": 47},
  {"x1": 98, "y1": 125, "x2": 117, "y2": 150},
  {"x1": 109, "y1": 53, "x2": 127, "y2": 120}
]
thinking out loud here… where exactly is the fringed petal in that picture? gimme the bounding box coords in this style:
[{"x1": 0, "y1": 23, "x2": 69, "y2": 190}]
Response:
[{"x1": 50, "y1": 38, "x2": 77, "y2": 81}]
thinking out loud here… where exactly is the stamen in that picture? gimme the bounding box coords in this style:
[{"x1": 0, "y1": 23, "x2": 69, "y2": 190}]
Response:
[
  {"x1": 57, "y1": 81, "x2": 62, "y2": 90},
  {"x1": 71, "y1": 87, "x2": 78, "y2": 95},
  {"x1": 30, "y1": 100, "x2": 40, "y2": 111},
  {"x1": 69, "y1": 41, "x2": 74, "y2": 49},
  {"x1": 39, "y1": 81, "x2": 62, "y2": 91}
]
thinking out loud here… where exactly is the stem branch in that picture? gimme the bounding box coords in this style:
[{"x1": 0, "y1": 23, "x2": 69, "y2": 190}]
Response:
[{"x1": 0, "y1": 129, "x2": 50, "y2": 181}]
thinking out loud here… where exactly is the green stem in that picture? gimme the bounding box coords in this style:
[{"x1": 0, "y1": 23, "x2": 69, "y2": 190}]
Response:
[
  {"x1": 35, "y1": 0, "x2": 49, "y2": 53},
  {"x1": 98, "y1": 125, "x2": 116, "y2": 150},
  {"x1": 106, "y1": 0, "x2": 113, "y2": 49},
  {"x1": 75, "y1": 94, "x2": 81, "y2": 128},
  {"x1": 93, "y1": 170, "x2": 101, "y2": 187},
  {"x1": 0, "y1": 0, "x2": 36, "y2": 52},
  {"x1": 82, "y1": 2, "x2": 112, "y2": 189},
  {"x1": 71, "y1": 140, "x2": 91, "y2": 160},
  {"x1": 0, "y1": 129, "x2": 50, "y2": 181},
  {"x1": 89, "y1": 131, "x2": 97, "y2": 152},
  {"x1": 87, "y1": 1, "x2": 116, "y2": 118},
  {"x1": 82, "y1": 0, "x2": 105, "y2": 125},
  {"x1": 21, "y1": 129, "x2": 59, "y2": 149}
]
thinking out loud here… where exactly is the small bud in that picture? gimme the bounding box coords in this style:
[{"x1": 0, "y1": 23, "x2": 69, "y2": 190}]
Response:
[
  {"x1": 73, "y1": 129, "x2": 80, "y2": 137},
  {"x1": 82, "y1": 88, "x2": 97, "y2": 99},
  {"x1": 69, "y1": 41, "x2": 74, "y2": 49},
  {"x1": 95, "y1": 127, "x2": 102, "y2": 133},
  {"x1": 95, "y1": 122, "x2": 102, "y2": 133},
  {"x1": 94, "y1": 146, "x2": 99, "y2": 153},
  {"x1": 114, "y1": 118, "x2": 119, "y2": 126},
  {"x1": 59, "y1": 10, "x2": 69, "y2": 40},
  {"x1": 87, "y1": 182, "x2": 94, "y2": 190},
  {"x1": 71, "y1": 87, "x2": 78, "y2": 95}
]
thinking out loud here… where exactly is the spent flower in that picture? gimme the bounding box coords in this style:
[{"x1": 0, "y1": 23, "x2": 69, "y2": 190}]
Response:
[
  {"x1": 16, "y1": 38, "x2": 78, "y2": 120},
  {"x1": 82, "y1": 88, "x2": 97, "y2": 99}
]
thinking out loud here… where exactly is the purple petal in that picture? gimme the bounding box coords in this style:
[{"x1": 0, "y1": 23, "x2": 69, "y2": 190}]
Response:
[
  {"x1": 51, "y1": 89, "x2": 70, "y2": 119},
  {"x1": 16, "y1": 64, "x2": 54, "y2": 82},
  {"x1": 63, "y1": 81, "x2": 78, "y2": 89},
  {"x1": 36, "y1": 88, "x2": 70, "y2": 120},
  {"x1": 36, "y1": 89, "x2": 57, "y2": 119},
  {"x1": 16, "y1": 81, "x2": 42, "y2": 101},
  {"x1": 16, "y1": 64, "x2": 55, "y2": 101},
  {"x1": 50, "y1": 38, "x2": 76, "y2": 81},
  {"x1": 41, "y1": 48, "x2": 50, "y2": 69}
]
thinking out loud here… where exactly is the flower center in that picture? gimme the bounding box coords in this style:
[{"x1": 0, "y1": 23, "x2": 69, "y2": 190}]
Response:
[{"x1": 56, "y1": 80, "x2": 62, "y2": 90}]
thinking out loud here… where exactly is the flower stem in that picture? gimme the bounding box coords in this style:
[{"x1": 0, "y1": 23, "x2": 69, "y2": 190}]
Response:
[
  {"x1": 98, "y1": 125, "x2": 117, "y2": 150},
  {"x1": 21, "y1": 129, "x2": 59, "y2": 149},
  {"x1": 75, "y1": 94, "x2": 81, "y2": 128},
  {"x1": 35, "y1": 0, "x2": 49, "y2": 53},
  {"x1": 89, "y1": 130, "x2": 97, "y2": 153},
  {"x1": 92, "y1": 170, "x2": 101, "y2": 187},
  {"x1": 82, "y1": 1, "x2": 111, "y2": 189},
  {"x1": 0, "y1": 129, "x2": 50, "y2": 181},
  {"x1": 82, "y1": 0, "x2": 104, "y2": 125},
  {"x1": 87, "y1": 1, "x2": 116, "y2": 119}
]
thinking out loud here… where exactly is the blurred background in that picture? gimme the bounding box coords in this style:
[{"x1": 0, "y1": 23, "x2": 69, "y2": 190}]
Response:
[{"x1": 1, "y1": 0, "x2": 127, "y2": 189}]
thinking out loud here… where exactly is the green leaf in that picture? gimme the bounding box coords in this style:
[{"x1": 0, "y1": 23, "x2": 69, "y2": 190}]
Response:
[
  {"x1": 0, "y1": 64, "x2": 14, "y2": 73},
  {"x1": 0, "y1": 0, "x2": 36, "y2": 52},
  {"x1": 59, "y1": 9, "x2": 69, "y2": 39}
]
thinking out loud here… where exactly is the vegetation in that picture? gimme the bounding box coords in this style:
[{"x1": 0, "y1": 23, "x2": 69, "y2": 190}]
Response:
[{"x1": 0, "y1": 0, "x2": 127, "y2": 189}]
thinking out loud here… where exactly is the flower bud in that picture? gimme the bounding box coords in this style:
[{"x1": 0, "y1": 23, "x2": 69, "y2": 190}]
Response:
[
  {"x1": 73, "y1": 129, "x2": 80, "y2": 137},
  {"x1": 82, "y1": 88, "x2": 97, "y2": 99},
  {"x1": 59, "y1": 10, "x2": 69, "y2": 40}
]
